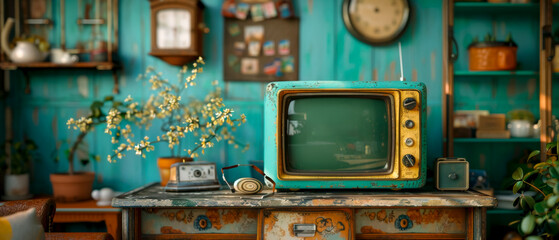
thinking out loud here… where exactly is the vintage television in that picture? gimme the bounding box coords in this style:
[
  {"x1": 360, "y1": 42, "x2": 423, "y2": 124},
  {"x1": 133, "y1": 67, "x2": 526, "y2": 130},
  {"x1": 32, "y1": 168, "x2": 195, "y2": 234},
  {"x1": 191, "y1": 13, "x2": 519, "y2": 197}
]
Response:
[{"x1": 264, "y1": 81, "x2": 426, "y2": 189}]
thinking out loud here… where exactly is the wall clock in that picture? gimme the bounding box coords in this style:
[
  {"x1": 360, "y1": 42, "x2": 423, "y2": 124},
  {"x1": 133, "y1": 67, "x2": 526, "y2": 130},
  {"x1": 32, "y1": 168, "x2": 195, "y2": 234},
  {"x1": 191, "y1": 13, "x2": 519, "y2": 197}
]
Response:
[
  {"x1": 342, "y1": 0, "x2": 411, "y2": 46},
  {"x1": 149, "y1": 0, "x2": 207, "y2": 66}
]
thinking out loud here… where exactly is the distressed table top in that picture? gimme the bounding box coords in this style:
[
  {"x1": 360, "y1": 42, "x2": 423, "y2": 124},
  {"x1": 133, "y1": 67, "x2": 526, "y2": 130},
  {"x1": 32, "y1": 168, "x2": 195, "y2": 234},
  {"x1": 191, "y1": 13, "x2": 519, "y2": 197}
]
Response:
[{"x1": 113, "y1": 183, "x2": 497, "y2": 208}]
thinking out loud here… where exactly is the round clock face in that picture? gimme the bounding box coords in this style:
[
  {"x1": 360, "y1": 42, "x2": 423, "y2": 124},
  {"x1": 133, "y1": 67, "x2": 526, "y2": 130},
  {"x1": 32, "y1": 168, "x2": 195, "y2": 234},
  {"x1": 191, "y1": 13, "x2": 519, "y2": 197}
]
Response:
[{"x1": 343, "y1": 0, "x2": 410, "y2": 45}]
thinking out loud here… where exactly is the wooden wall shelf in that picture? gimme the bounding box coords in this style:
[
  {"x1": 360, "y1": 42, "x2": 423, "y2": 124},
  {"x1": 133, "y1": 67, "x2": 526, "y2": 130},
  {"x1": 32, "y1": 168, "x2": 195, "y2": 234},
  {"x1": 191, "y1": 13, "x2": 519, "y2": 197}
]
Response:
[
  {"x1": 454, "y1": 2, "x2": 539, "y2": 13},
  {"x1": 0, "y1": 62, "x2": 116, "y2": 70},
  {"x1": 0, "y1": 61, "x2": 120, "y2": 94},
  {"x1": 454, "y1": 70, "x2": 539, "y2": 77}
]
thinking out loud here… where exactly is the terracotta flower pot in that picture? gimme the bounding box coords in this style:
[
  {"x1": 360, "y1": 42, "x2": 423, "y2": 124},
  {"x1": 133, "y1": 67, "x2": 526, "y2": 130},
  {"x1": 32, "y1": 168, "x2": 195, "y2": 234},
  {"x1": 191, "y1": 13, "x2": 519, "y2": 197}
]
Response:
[
  {"x1": 468, "y1": 41, "x2": 517, "y2": 71},
  {"x1": 50, "y1": 172, "x2": 95, "y2": 202},
  {"x1": 157, "y1": 157, "x2": 193, "y2": 186}
]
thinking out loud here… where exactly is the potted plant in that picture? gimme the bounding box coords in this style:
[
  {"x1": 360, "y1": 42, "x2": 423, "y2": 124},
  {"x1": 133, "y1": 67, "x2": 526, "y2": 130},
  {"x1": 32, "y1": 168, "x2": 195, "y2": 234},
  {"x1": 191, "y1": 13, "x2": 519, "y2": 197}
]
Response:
[
  {"x1": 55, "y1": 96, "x2": 127, "y2": 202},
  {"x1": 507, "y1": 109, "x2": 536, "y2": 138},
  {"x1": 0, "y1": 139, "x2": 37, "y2": 199},
  {"x1": 67, "y1": 57, "x2": 247, "y2": 186},
  {"x1": 106, "y1": 57, "x2": 247, "y2": 186},
  {"x1": 469, "y1": 33, "x2": 518, "y2": 71},
  {"x1": 510, "y1": 140, "x2": 559, "y2": 239}
]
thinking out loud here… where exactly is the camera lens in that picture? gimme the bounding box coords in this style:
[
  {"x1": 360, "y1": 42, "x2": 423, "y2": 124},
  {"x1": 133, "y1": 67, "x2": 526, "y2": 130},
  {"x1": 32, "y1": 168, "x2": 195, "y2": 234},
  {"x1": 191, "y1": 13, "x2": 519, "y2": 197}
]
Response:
[{"x1": 193, "y1": 169, "x2": 202, "y2": 177}]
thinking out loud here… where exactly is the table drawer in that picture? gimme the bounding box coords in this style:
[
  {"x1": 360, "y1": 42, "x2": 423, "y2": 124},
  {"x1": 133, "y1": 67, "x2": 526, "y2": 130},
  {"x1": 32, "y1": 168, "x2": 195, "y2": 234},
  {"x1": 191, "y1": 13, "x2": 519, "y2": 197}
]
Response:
[
  {"x1": 140, "y1": 208, "x2": 258, "y2": 235},
  {"x1": 263, "y1": 209, "x2": 352, "y2": 240},
  {"x1": 355, "y1": 208, "x2": 466, "y2": 235}
]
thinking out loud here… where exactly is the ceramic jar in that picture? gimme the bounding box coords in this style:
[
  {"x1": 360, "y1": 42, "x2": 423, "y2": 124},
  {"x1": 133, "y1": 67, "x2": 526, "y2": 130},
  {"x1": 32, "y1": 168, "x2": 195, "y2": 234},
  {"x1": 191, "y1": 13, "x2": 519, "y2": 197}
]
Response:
[{"x1": 508, "y1": 120, "x2": 532, "y2": 138}]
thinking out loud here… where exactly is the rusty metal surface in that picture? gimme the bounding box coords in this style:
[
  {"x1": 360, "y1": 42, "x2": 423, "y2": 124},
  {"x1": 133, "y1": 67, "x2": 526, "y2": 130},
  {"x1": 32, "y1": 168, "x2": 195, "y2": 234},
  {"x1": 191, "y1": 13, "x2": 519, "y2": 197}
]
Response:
[
  {"x1": 113, "y1": 183, "x2": 496, "y2": 208},
  {"x1": 355, "y1": 208, "x2": 466, "y2": 234}
]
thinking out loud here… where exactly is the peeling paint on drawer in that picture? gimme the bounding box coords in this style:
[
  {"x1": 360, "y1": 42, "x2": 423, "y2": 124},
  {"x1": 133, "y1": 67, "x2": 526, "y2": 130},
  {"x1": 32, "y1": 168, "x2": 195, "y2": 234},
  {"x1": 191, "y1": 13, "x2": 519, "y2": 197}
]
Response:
[
  {"x1": 264, "y1": 209, "x2": 351, "y2": 240},
  {"x1": 141, "y1": 208, "x2": 258, "y2": 234},
  {"x1": 355, "y1": 208, "x2": 466, "y2": 234}
]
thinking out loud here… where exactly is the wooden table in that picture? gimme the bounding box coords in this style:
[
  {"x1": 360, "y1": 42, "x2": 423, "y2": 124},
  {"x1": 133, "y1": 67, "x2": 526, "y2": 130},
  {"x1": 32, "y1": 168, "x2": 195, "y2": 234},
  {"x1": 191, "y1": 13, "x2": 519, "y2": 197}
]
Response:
[
  {"x1": 113, "y1": 183, "x2": 496, "y2": 240},
  {"x1": 54, "y1": 200, "x2": 121, "y2": 240}
]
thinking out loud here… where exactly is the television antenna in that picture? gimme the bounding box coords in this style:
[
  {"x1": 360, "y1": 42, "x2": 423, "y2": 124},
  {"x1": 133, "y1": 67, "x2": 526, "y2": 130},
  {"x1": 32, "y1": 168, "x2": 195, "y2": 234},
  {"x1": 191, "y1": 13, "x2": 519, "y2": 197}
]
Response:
[{"x1": 399, "y1": 42, "x2": 405, "y2": 81}]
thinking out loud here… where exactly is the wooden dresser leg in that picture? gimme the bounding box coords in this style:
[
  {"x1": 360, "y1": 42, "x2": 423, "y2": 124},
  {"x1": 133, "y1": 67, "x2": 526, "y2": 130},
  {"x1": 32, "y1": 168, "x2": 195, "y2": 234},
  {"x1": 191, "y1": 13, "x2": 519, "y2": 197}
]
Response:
[{"x1": 105, "y1": 213, "x2": 121, "y2": 240}]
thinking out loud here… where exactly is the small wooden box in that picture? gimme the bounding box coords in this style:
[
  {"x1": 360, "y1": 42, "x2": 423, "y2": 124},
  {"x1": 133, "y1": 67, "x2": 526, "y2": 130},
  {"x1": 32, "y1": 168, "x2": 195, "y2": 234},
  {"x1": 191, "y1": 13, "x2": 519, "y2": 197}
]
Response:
[
  {"x1": 478, "y1": 114, "x2": 506, "y2": 130},
  {"x1": 476, "y1": 129, "x2": 510, "y2": 139},
  {"x1": 436, "y1": 158, "x2": 470, "y2": 191}
]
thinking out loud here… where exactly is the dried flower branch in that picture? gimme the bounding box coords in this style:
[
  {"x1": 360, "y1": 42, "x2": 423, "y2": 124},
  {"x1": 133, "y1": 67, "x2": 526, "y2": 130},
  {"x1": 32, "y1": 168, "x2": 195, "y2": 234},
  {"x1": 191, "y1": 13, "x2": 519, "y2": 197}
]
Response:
[{"x1": 67, "y1": 58, "x2": 247, "y2": 169}]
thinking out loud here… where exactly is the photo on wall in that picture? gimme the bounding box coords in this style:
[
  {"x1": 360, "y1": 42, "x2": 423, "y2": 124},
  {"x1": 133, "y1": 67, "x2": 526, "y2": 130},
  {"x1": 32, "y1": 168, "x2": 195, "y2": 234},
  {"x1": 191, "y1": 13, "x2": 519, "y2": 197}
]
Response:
[{"x1": 224, "y1": 18, "x2": 299, "y2": 82}]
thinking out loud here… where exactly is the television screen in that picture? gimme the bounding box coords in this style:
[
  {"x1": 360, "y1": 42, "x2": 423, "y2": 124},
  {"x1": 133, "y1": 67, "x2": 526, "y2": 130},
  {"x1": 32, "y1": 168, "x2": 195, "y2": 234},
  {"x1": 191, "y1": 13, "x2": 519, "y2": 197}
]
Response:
[{"x1": 284, "y1": 94, "x2": 393, "y2": 174}]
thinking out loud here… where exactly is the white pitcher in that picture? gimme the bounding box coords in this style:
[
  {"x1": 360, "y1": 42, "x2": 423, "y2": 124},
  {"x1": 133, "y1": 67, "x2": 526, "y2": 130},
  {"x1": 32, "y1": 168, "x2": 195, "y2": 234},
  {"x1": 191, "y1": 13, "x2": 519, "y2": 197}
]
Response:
[{"x1": 1, "y1": 18, "x2": 47, "y2": 63}]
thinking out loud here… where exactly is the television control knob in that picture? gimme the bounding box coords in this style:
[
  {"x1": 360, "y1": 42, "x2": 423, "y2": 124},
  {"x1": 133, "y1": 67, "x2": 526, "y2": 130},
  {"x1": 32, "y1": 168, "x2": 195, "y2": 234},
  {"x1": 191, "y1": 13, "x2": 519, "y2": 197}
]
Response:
[
  {"x1": 404, "y1": 120, "x2": 415, "y2": 129},
  {"x1": 403, "y1": 98, "x2": 417, "y2": 110},
  {"x1": 405, "y1": 138, "x2": 414, "y2": 147},
  {"x1": 402, "y1": 154, "x2": 416, "y2": 168}
]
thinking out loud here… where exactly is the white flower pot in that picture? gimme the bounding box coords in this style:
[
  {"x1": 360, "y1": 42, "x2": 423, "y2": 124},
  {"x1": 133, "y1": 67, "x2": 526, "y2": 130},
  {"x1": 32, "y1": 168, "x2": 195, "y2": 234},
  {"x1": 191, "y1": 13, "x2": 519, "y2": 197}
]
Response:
[
  {"x1": 508, "y1": 120, "x2": 532, "y2": 138},
  {"x1": 4, "y1": 173, "x2": 30, "y2": 199}
]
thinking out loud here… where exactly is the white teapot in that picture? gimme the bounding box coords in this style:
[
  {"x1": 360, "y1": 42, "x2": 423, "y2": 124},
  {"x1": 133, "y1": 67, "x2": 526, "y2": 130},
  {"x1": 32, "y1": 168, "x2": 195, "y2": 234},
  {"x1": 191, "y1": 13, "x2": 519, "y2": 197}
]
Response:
[{"x1": 1, "y1": 18, "x2": 47, "y2": 63}]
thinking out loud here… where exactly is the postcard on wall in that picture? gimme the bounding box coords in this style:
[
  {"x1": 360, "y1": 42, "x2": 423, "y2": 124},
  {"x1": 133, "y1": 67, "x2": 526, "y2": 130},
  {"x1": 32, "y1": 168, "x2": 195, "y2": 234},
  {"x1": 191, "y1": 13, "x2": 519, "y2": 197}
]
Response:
[
  {"x1": 245, "y1": 25, "x2": 264, "y2": 43},
  {"x1": 263, "y1": 41, "x2": 275, "y2": 56},
  {"x1": 262, "y1": 2, "x2": 278, "y2": 19},
  {"x1": 248, "y1": 41, "x2": 261, "y2": 56},
  {"x1": 278, "y1": 39, "x2": 290, "y2": 55},
  {"x1": 282, "y1": 56, "x2": 294, "y2": 73},
  {"x1": 234, "y1": 41, "x2": 246, "y2": 55},
  {"x1": 263, "y1": 58, "x2": 282, "y2": 76},
  {"x1": 251, "y1": 4, "x2": 265, "y2": 22},
  {"x1": 235, "y1": 3, "x2": 250, "y2": 20},
  {"x1": 241, "y1": 58, "x2": 259, "y2": 75},
  {"x1": 228, "y1": 23, "x2": 241, "y2": 37},
  {"x1": 221, "y1": 0, "x2": 236, "y2": 18}
]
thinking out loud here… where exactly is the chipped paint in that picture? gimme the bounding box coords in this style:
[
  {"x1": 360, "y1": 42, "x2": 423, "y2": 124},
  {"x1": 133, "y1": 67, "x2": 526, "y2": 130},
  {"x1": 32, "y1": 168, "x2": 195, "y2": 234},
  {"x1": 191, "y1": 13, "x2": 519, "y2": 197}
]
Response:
[
  {"x1": 32, "y1": 108, "x2": 39, "y2": 126},
  {"x1": 356, "y1": 208, "x2": 465, "y2": 234},
  {"x1": 140, "y1": 207, "x2": 258, "y2": 234},
  {"x1": 384, "y1": 61, "x2": 397, "y2": 81},
  {"x1": 372, "y1": 69, "x2": 378, "y2": 81},
  {"x1": 527, "y1": 78, "x2": 537, "y2": 99},
  {"x1": 120, "y1": 75, "x2": 127, "y2": 88},
  {"x1": 412, "y1": 69, "x2": 418, "y2": 82},
  {"x1": 507, "y1": 78, "x2": 516, "y2": 97},
  {"x1": 307, "y1": 0, "x2": 313, "y2": 14},
  {"x1": 77, "y1": 75, "x2": 89, "y2": 98},
  {"x1": 42, "y1": 82, "x2": 49, "y2": 97},
  {"x1": 430, "y1": 51, "x2": 436, "y2": 81},
  {"x1": 264, "y1": 209, "x2": 350, "y2": 239},
  {"x1": 113, "y1": 183, "x2": 497, "y2": 208},
  {"x1": 51, "y1": 115, "x2": 58, "y2": 141}
]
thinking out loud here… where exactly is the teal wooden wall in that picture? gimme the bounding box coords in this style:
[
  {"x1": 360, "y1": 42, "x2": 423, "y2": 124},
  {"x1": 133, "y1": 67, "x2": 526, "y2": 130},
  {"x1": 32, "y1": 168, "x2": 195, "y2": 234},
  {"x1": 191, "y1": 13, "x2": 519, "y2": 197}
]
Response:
[{"x1": 4, "y1": 0, "x2": 444, "y2": 194}]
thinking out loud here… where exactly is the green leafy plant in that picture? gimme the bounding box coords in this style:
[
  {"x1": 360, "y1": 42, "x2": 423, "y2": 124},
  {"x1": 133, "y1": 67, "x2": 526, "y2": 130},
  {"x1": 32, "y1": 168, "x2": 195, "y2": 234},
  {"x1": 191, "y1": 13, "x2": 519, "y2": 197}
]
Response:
[
  {"x1": 507, "y1": 109, "x2": 536, "y2": 123},
  {"x1": 0, "y1": 139, "x2": 38, "y2": 175},
  {"x1": 470, "y1": 32, "x2": 516, "y2": 47},
  {"x1": 510, "y1": 141, "x2": 559, "y2": 239}
]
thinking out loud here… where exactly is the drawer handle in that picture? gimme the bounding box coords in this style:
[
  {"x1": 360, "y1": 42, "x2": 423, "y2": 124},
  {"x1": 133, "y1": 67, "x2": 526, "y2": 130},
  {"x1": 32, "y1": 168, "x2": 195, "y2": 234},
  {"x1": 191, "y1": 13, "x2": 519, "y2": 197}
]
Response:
[{"x1": 293, "y1": 224, "x2": 316, "y2": 237}]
